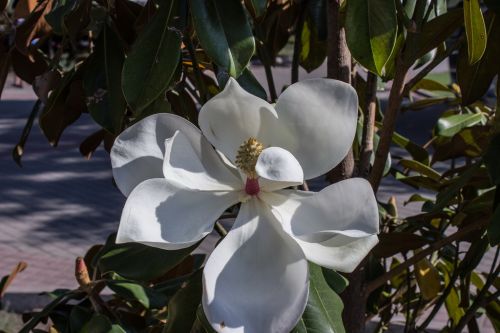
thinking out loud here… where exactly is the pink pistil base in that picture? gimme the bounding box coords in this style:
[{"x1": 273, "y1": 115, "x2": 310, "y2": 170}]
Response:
[{"x1": 245, "y1": 178, "x2": 260, "y2": 196}]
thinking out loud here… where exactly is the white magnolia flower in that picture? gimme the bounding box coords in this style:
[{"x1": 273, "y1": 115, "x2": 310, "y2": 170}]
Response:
[{"x1": 111, "y1": 78, "x2": 379, "y2": 333}]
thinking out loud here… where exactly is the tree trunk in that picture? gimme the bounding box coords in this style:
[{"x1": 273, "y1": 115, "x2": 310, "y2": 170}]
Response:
[
  {"x1": 326, "y1": 2, "x2": 365, "y2": 333},
  {"x1": 326, "y1": 0, "x2": 354, "y2": 183}
]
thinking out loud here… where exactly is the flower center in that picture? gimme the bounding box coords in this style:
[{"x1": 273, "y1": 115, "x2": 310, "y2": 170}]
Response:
[
  {"x1": 235, "y1": 137, "x2": 264, "y2": 196},
  {"x1": 235, "y1": 137, "x2": 263, "y2": 179}
]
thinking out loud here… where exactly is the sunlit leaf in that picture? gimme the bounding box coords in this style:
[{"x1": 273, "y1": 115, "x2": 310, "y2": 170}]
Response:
[
  {"x1": 345, "y1": 0, "x2": 397, "y2": 75},
  {"x1": 190, "y1": 0, "x2": 255, "y2": 77},
  {"x1": 463, "y1": 0, "x2": 487, "y2": 64}
]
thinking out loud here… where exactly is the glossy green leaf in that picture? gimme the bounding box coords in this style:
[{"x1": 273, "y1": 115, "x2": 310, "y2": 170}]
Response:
[
  {"x1": 236, "y1": 68, "x2": 267, "y2": 100},
  {"x1": 438, "y1": 263, "x2": 465, "y2": 326},
  {"x1": 399, "y1": 159, "x2": 441, "y2": 181},
  {"x1": 122, "y1": 0, "x2": 181, "y2": 113},
  {"x1": 300, "y1": 16, "x2": 327, "y2": 73},
  {"x1": 83, "y1": 24, "x2": 127, "y2": 134},
  {"x1": 81, "y1": 314, "x2": 126, "y2": 333},
  {"x1": 107, "y1": 280, "x2": 167, "y2": 309},
  {"x1": 405, "y1": 8, "x2": 463, "y2": 64},
  {"x1": 300, "y1": 0, "x2": 327, "y2": 73},
  {"x1": 435, "y1": 113, "x2": 484, "y2": 137},
  {"x1": 345, "y1": 0, "x2": 397, "y2": 75},
  {"x1": 463, "y1": 0, "x2": 487, "y2": 65},
  {"x1": 163, "y1": 270, "x2": 203, "y2": 333},
  {"x1": 391, "y1": 130, "x2": 429, "y2": 164},
  {"x1": 190, "y1": 0, "x2": 255, "y2": 77},
  {"x1": 39, "y1": 70, "x2": 85, "y2": 146},
  {"x1": 457, "y1": 13, "x2": 500, "y2": 106},
  {"x1": 292, "y1": 263, "x2": 345, "y2": 333},
  {"x1": 321, "y1": 268, "x2": 348, "y2": 294},
  {"x1": 412, "y1": 78, "x2": 450, "y2": 93},
  {"x1": 97, "y1": 238, "x2": 198, "y2": 281}
]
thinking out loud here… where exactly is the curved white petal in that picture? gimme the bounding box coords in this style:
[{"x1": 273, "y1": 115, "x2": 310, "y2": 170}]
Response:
[
  {"x1": 163, "y1": 131, "x2": 242, "y2": 191},
  {"x1": 116, "y1": 178, "x2": 239, "y2": 250},
  {"x1": 273, "y1": 79, "x2": 359, "y2": 180},
  {"x1": 256, "y1": 147, "x2": 304, "y2": 192},
  {"x1": 198, "y1": 78, "x2": 280, "y2": 162},
  {"x1": 295, "y1": 235, "x2": 379, "y2": 273},
  {"x1": 261, "y1": 178, "x2": 379, "y2": 272},
  {"x1": 202, "y1": 199, "x2": 308, "y2": 333},
  {"x1": 111, "y1": 113, "x2": 204, "y2": 196}
]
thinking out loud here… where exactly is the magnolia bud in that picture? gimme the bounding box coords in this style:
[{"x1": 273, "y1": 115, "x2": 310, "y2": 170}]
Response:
[{"x1": 75, "y1": 257, "x2": 91, "y2": 288}]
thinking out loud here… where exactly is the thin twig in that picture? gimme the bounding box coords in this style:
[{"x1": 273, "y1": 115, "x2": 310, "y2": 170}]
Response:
[
  {"x1": 369, "y1": 57, "x2": 408, "y2": 192},
  {"x1": 291, "y1": 0, "x2": 307, "y2": 84},
  {"x1": 403, "y1": 36, "x2": 464, "y2": 96},
  {"x1": 214, "y1": 221, "x2": 228, "y2": 238},
  {"x1": 365, "y1": 221, "x2": 487, "y2": 295},
  {"x1": 184, "y1": 37, "x2": 209, "y2": 103},
  {"x1": 451, "y1": 261, "x2": 500, "y2": 333}
]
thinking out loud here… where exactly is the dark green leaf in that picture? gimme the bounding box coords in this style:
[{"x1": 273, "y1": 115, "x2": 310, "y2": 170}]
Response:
[
  {"x1": 405, "y1": 8, "x2": 463, "y2": 64},
  {"x1": 97, "y1": 239, "x2": 198, "y2": 281},
  {"x1": 107, "y1": 280, "x2": 167, "y2": 309},
  {"x1": 122, "y1": 0, "x2": 182, "y2": 113},
  {"x1": 484, "y1": 134, "x2": 500, "y2": 185},
  {"x1": 433, "y1": 163, "x2": 481, "y2": 212},
  {"x1": 292, "y1": 263, "x2": 345, "y2": 333},
  {"x1": 83, "y1": 24, "x2": 127, "y2": 134},
  {"x1": 457, "y1": 13, "x2": 500, "y2": 106},
  {"x1": 163, "y1": 270, "x2": 203, "y2": 333},
  {"x1": 190, "y1": 0, "x2": 255, "y2": 77},
  {"x1": 345, "y1": 0, "x2": 397, "y2": 75},
  {"x1": 69, "y1": 306, "x2": 93, "y2": 332},
  {"x1": 299, "y1": 0, "x2": 327, "y2": 73},
  {"x1": 81, "y1": 314, "x2": 126, "y2": 333},
  {"x1": 236, "y1": 68, "x2": 267, "y2": 100},
  {"x1": 488, "y1": 204, "x2": 500, "y2": 246},
  {"x1": 244, "y1": 0, "x2": 267, "y2": 18},
  {"x1": 391, "y1": 130, "x2": 429, "y2": 164},
  {"x1": 321, "y1": 268, "x2": 348, "y2": 294},
  {"x1": 463, "y1": 0, "x2": 487, "y2": 64},
  {"x1": 39, "y1": 70, "x2": 86, "y2": 146}
]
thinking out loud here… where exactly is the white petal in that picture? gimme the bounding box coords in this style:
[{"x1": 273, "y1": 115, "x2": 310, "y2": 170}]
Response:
[
  {"x1": 198, "y1": 78, "x2": 280, "y2": 162},
  {"x1": 261, "y1": 178, "x2": 379, "y2": 272},
  {"x1": 295, "y1": 235, "x2": 379, "y2": 273},
  {"x1": 116, "y1": 178, "x2": 238, "y2": 250},
  {"x1": 163, "y1": 131, "x2": 242, "y2": 191},
  {"x1": 202, "y1": 199, "x2": 308, "y2": 333},
  {"x1": 256, "y1": 147, "x2": 304, "y2": 192},
  {"x1": 273, "y1": 79, "x2": 359, "y2": 179},
  {"x1": 111, "y1": 113, "x2": 205, "y2": 196}
]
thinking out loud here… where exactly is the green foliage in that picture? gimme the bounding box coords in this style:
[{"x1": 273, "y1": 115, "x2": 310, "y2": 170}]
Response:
[
  {"x1": 345, "y1": 0, "x2": 398, "y2": 76},
  {"x1": 292, "y1": 263, "x2": 345, "y2": 333},
  {"x1": 121, "y1": 0, "x2": 181, "y2": 113},
  {"x1": 3, "y1": 0, "x2": 500, "y2": 331},
  {"x1": 190, "y1": 0, "x2": 255, "y2": 78}
]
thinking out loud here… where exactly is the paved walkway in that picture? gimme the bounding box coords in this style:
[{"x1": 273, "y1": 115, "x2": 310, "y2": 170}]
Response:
[{"x1": 0, "y1": 67, "x2": 495, "y2": 331}]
